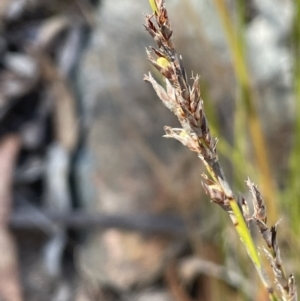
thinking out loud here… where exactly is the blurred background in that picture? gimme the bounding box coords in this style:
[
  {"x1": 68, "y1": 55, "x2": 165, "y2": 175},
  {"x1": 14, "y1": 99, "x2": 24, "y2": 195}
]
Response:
[{"x1": 0, "y1": 0, "x2": 299, "y2": 300}]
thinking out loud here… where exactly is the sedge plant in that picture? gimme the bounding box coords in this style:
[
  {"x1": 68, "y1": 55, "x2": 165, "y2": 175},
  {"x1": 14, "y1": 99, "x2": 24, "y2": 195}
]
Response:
[{"x1": 143, "y1": 0, "x2": 297, "y2": 300}]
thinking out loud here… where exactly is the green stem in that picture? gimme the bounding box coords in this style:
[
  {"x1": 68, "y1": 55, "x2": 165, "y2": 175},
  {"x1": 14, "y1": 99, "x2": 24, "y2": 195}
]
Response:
[{"x1": 208, "y1": 160, "x2": 278, "y2": 300}]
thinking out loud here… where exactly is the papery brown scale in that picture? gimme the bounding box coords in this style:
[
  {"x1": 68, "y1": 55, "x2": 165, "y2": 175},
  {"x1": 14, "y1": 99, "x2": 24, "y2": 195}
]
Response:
[
  {"x1": 176, "y1": 107, "x2": 186, "y2": 119},
  {"x1": 255, "y1": 219, "x2": 272, "y2": 248},
  {"x1": 168, "y1": 74, "x2": 177, "y2": 88},
  {"x1": 154, "y1": 35, "x2": 163, "y2": 48},
  {"x1": 204, "y1": 132, "x2": 212, "y2": 148},
  {"x1": 144, "y1": 25, "x2": 156, "y2": 39},
  {"x1": 159, "y1": 6, "x2": 168, "y2": 24},
  {"x1": 191, "y1": 77, "x2": 201, "y2": 101},
  {"x1": 185, "y1": 141, "x2": 201, "y2": 153},
  {"x1": 202, "y1": 145, "x2": 212, "y2": 160},
  {"x1": 163, "y1": 128, "x2": 200, "y2": 152},
  {"x1": 173, "y1": 58, "x2": 182, "y2": 73},
  {"x1": 173, "y1": 65, "x2": 189, "y2": 97},
  {"x1": 188, "y1": 143, "x2": 201, "y2": 153},
  {"x1": 198, "y1": 100, "x2": 204, "y2": 116},
  {"x1": 174, "y1": 69, "x2": 186, "y2": 92},
  {"x1": 166, "y1": 37, "x2": 175, "y2": 49},
  {"x1": 162, "y1": 67, "x2": 173, "y2": 79},
  {"x1": 194, "y1": 89, "x2": 201, "y2": 106},
  {"x1": 200, "y1": 116, "x2": 209, "y2": 137},
  {"x1": 189, "y1": 91, "x2": 195, "y2": 107},
  {"x1": 161, "y1": 25, "x2": 173, "y2": 40},
  {"x1": 177, "y1": 94, "x2": 189, "y2": 109},
  {"x1": 190, "y1": 100, "x2": 197, "y2": 113},
  {"x1": 144, "y1": 17, "x2": 157, "y2": 33},
  {"x1": 179, "y1": 102, "x2": 191, "y2": 113},
  {"x1": 151, "y1": 47, "x2": 166, "y2": 58},
  {"x1": 241, "y1": 197, "x2": 250, "y2": 219},
  {"x1": 194, "y1": 101, "x2": 202, "y2": 121},
  {"x1": 144, "y1": 74, "x2": 176, "y2": 113},
  {"x1": 205, "y1": 126, "x2": 212, "y2": 147},
  {"x1": 180, "y1": 76, "x2": 191, "y2": 103},
  {"x1": 145, "y1": 23, "x2": 163, "y2": 48},
  {"x1": 253, "y1": 185, "x2": 262, "y2": 203},
  {"x1": 194, "y1": 106, "x2": 201, "y2": 121},
  {"x1": 181, "y1": 105, "x2": 195, "y2": 125},
  {"x1": 178, "y1": 59, "x2": 189, "y2": 84},
  {"x1": 191, "y1": 133, "x2": 200, "y2": 144},
  {"x1": 202, "y1": 182, "x2": 226, "y2": 204},
  {"x1": 165, "y1": 79, "x2": 177, "y2": 100},
  {"x1": 271, "y1": 226, "x2": 281, "y2": 267},
  {"x1": 158, "y1": 9, "x2": 166, "y2": 25},
  {"x1": 247, "y1": 182, "x2": 268, "y2": 223},
  {"x1": 189, "y1": 115, "x2": 199, "y2": 128},
  {"x1": 181, "y1": 88, "x2": 190, "y2": 103},
  {"x1": 190, "y1": 127, "x2": 203, "y2": 140},
  {"x1": 190, "y1": 78, "x2": 200, "y2": 102},
  {"x1": 256, "y1": 205, "x2": 267, "y2": 224},
  {"x1": 172, "y1": 84, "x2": 181, "y2": 100},
  {"x1": 288, "y1": 274, "x2": 296, "y2": 298}
]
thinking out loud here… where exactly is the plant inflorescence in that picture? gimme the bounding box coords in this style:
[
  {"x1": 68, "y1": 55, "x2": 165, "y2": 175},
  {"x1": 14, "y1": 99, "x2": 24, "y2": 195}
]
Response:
[{"x1": 143, "y1": 1, "x2": 297, "y2": 300}]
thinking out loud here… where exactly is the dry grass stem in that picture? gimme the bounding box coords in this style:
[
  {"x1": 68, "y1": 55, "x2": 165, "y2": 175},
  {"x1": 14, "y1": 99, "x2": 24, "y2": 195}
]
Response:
[{"x1": 143, "y1": 1, "x2": 297, "y2": 300}]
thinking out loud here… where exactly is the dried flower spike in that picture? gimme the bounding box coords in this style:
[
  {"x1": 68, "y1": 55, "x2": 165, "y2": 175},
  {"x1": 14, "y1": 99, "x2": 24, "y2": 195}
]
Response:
[{"x1": 143, "y1": 1, "x2": 296, "y2": 300}]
